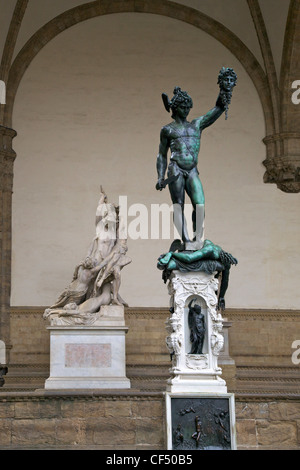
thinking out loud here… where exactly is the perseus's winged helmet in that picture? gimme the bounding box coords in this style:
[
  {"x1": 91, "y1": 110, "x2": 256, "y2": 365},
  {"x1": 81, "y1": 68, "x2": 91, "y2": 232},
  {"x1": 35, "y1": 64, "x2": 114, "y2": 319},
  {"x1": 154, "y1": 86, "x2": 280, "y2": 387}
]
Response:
[
  {"x1": 161, "y1": 92, "x2": 171, "y2": 112},
  {"x1": 161, "y1": 87, "x2": 193, "y2": 118}
]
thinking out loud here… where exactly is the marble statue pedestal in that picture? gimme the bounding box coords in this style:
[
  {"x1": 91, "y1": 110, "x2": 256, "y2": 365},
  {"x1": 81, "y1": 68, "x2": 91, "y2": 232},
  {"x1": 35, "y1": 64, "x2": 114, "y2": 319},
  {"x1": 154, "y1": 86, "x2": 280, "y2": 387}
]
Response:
[
  {"x1": 44, "y1": 305, "x2": 131, "y2": 390},
  {"x1": 165, "y1": 271, "x2": 227, "y2": 394},
  {"x1": 164, "y1": 270, "x2": 236, "y2": 449}
]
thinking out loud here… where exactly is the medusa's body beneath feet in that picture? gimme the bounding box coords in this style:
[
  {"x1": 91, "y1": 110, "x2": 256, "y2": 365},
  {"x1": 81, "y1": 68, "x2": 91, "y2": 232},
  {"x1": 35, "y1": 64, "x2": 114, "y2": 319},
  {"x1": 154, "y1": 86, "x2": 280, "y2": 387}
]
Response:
[
  {"x1": 158, "y1": 239, "x2": 223, "y2": 270},
  {"x1": 49, "y1": 256, "x2": 103, "y2": 309},
  {"x1": 157, "y1": 239, "x2": 238, "y2": 310}
]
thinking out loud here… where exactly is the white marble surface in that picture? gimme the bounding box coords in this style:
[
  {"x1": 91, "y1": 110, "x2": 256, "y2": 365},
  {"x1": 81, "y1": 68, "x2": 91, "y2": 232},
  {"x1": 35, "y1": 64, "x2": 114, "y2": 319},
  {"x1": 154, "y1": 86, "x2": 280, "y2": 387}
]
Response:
[
  {"x1": 45, "y1": 321, "x2": 130, "y2": 389},
  {"x1": 166, "y1": 270, "x2": 227, "y2": 394}
]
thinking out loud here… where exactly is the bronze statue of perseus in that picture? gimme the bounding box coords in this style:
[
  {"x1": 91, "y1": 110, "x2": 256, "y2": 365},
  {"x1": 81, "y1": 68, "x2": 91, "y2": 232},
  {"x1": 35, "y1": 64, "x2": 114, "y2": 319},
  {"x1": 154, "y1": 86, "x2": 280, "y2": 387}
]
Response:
[{"x1": 156, "y1": 67, "x2": 237, "y2": 248}]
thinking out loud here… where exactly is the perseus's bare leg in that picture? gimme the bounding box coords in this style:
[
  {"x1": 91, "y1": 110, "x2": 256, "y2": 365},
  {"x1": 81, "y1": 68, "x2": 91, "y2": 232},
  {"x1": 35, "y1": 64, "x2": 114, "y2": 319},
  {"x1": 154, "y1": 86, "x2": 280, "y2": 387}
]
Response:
[
  {"x1": 168, "y1": 174, "x2": 191, "y2": 243},
  {"x1": 186, "y1": 172, "x2": 205, "y2": 246}
]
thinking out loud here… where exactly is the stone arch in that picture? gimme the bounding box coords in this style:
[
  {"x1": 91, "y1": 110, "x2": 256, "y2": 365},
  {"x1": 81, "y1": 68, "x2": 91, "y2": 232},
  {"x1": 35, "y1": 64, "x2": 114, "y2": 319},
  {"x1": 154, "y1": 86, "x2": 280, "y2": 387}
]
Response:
[
  {"x1": 0, "y1": 0, "x2": 29, "y2": 123},
  {"x1": 4, "y1": 0, "x2": 273, "y2": 134}
]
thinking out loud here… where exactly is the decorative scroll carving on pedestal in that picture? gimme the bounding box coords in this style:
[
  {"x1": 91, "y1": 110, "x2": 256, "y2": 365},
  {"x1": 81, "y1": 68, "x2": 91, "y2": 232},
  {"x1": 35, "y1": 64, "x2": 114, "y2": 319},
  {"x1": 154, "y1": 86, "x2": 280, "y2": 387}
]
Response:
[
  {"x1": 211, "y1": 317, "x2": 224, "y2": 356},
  {"x1": 185, "y1": 354, "x2": 208, "y2": 370}
]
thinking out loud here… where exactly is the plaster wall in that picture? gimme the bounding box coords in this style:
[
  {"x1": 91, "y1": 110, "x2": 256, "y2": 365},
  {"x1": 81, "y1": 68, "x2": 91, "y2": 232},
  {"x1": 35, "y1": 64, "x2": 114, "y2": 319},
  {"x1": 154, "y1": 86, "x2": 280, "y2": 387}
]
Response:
[{"x1": 10, "y1": 13, "x2": 300, "y2": 309}]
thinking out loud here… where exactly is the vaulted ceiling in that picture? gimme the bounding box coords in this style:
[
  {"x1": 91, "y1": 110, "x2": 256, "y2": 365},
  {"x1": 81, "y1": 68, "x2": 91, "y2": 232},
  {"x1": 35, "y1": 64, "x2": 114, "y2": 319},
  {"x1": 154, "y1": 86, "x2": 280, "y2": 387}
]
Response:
[{"x1": 1, "y1": 0, "x2": 299, "y2": 192}]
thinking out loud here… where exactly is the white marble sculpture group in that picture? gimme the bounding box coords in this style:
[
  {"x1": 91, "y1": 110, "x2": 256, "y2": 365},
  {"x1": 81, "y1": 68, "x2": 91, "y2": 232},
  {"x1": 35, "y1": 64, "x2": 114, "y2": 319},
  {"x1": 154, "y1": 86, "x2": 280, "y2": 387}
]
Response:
[{"x1": 43, "y1": 187, "x2": 131, "y2": 326}]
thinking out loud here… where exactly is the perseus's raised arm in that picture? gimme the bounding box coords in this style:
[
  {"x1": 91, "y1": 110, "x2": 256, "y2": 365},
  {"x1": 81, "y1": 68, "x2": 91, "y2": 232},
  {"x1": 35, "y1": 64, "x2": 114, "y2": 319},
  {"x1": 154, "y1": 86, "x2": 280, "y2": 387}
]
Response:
[
  {"x1": 156, "y1": 127, "x2": 169, "y2": 186},
  {"x1": 193, "y1": 93, "x2": 225, "y2": 131}
]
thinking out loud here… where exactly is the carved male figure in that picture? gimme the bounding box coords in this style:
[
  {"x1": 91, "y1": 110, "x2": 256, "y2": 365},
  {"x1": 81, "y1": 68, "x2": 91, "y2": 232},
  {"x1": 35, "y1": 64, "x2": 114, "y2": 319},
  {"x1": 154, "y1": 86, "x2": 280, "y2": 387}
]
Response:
[
  {"x1": 49, "y1": 256, "x2": 103, "y2": 309},
  {"x1": 95, "y1": 238, "x2": 131, "y2": 305}
]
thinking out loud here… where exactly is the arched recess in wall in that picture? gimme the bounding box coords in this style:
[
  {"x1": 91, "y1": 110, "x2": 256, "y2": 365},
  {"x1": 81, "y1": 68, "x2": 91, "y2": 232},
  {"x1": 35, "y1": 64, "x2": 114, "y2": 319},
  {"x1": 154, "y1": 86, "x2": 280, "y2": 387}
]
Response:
[{"x1": 4, "y1": 0, "x2": 274, "y2": 135}]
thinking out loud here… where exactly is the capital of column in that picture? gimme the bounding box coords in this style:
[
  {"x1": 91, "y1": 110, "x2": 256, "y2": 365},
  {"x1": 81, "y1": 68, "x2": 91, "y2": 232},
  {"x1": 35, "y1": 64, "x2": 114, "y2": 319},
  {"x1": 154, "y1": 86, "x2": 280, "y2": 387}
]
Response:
[
  {"x1": 0, "y1": 125, "x2": 17, "y2": 192},
  {"x1": 0, "y1": 125, "x2": 17, "y2": 151},
  {"x1": 263, "y1": 132, "x2": 300, "y2": 193}
]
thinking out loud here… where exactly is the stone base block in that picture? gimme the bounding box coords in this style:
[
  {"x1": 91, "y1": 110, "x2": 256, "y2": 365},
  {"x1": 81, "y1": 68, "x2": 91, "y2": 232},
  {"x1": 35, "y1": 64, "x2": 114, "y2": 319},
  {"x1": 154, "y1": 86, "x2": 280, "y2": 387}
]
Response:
[
  {"x1": 166, "y1": 372, "x2": 227, "y2": 394},
  {"x1": 44, "y1": 376, "x2": 131, "y2": 390},
  {"x1": 44, "y1": 324, "x2": 130, "y2": 390}
]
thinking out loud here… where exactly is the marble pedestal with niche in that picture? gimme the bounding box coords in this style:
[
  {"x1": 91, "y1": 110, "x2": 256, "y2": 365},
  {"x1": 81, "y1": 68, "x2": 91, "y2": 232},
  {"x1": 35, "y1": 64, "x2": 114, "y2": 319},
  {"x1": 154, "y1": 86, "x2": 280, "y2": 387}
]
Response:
[
  {"x1": 165, "y1": 270, "x2": 227, "y2": 393},
  {"x1": 44, "y1": 305, "x2": 131, "y2": 390},
  {"x1": 164, "y1": 270, "x2": 236, "y2": 450}
]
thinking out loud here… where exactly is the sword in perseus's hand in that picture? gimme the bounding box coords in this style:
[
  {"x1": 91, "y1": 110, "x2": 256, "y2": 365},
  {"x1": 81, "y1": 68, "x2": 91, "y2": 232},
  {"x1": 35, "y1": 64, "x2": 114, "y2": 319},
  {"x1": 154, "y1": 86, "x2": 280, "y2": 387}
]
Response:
[{"x1": 156, "y1": 173, "x2": 179, "y2": 190}]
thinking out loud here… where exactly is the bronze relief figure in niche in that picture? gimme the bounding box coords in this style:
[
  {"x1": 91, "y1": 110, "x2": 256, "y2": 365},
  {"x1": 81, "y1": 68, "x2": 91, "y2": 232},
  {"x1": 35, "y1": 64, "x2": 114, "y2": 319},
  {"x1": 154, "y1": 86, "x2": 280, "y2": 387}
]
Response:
[{"x1": 187, "y1": 298, "x2": 206, "y2": 354}]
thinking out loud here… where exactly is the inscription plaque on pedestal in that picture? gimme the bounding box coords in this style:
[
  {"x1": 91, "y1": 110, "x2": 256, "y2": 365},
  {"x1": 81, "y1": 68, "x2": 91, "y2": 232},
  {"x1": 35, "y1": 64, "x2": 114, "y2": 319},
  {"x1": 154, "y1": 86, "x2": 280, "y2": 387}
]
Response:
[{"x1": 65, "y1": 343, "x2": 111, "y2": 368}]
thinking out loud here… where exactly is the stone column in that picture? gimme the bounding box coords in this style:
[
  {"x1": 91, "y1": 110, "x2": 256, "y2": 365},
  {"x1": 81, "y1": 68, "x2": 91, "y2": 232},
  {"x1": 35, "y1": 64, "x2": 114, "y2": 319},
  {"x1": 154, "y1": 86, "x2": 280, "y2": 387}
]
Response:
[
  {"x1": 0, "y1": 125, "x2": 17, "y2": 364},
  {"x1": 262, "y1": 1, "x2": 300, "y2": 193}
]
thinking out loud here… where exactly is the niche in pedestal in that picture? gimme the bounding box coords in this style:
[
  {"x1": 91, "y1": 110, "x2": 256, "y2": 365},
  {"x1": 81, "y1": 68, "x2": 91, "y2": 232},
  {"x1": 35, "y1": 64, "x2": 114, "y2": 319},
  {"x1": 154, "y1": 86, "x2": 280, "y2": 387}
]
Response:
[
  {"x1": 184, "y1": 295, "x2": 209, "y2": 371},
  {"x1": 184, "y1": 295, "x2": 208, "y2": 355}
]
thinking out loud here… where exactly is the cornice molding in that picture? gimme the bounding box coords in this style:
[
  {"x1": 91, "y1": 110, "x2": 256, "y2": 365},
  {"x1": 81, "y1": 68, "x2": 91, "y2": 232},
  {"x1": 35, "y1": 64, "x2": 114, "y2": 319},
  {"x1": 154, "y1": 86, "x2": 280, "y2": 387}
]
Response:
[
  {"x1": 10, "y1": 306, "x2": 300, "y2": 321},
  {"x1": 0, "y1": 389, "x2": 165, "y2": 402},
  {"x1": 0, "y1": 388, "x2": 299, "y2": 402}
]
